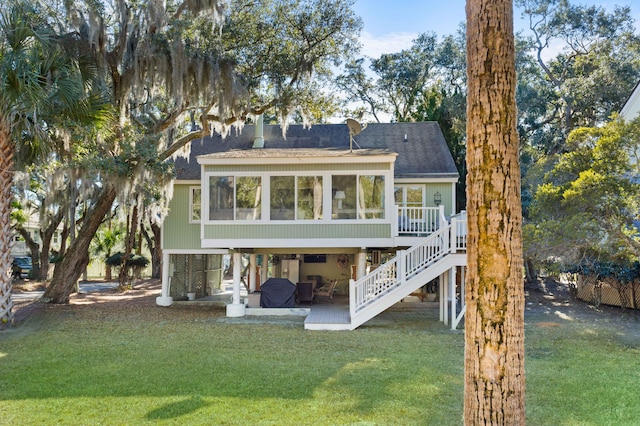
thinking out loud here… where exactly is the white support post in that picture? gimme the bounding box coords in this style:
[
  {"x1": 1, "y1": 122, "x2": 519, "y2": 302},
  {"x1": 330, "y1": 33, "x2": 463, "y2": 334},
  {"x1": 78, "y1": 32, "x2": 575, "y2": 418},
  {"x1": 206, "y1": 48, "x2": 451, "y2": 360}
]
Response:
[
  {"x1": 226, "y1": 252, "x2": 246, "y2": 317},
  {"x1": 392, "y1": 205, "x2": 399, "y2": 237},
  {"x1": 260, "y1": 253, "x2": 267, "y2": 283},
  {"x1": 357, "y1": 250, "x2": 367, "y2": 279},
  {"x1": 440, "y1": 273, "x2": 447, "y2": 324},
  {"x1": 349, "y1": 278, "x2": 356, "y2": 320},
  {"x1": 156, "y1": 252, "x2": 173, "y2": 306},
  {"x1": 450, "y1": 216, "x2": 457, "y2": 254},
  {"x1": 438, "y1": 205, "x2": 446, "y2": 229},
  {"x1": 397, "y1": 250, "x2": 405, "y2": 286},
  {"x1": 249, "y1": 254, "x2": 257, "y2": 292},
  {"x1": 449, "y1": 267, "x2": 457, "y2": 330}
]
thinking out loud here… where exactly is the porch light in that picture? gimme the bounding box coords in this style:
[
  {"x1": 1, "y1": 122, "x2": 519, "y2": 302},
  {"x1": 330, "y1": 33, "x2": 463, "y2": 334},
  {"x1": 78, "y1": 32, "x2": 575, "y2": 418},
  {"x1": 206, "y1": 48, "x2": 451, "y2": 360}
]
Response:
[
  {"x1": 434, "y1": 191, "x2": 442, "y2": 206},
  {"x1": 335, "y1": 191, "x2": 346, "y2": 209}
]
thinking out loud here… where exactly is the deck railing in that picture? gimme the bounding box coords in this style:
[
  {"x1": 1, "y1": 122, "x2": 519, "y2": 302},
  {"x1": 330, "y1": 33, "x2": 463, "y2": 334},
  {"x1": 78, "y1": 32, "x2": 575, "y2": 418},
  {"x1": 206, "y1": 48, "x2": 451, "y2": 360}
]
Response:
[
  {"x1": 351, "y1": 212, "x2": 467, "y2": 321},
  {"x1": 396, "y1": 205, "x2": 447, "y2": 236}
]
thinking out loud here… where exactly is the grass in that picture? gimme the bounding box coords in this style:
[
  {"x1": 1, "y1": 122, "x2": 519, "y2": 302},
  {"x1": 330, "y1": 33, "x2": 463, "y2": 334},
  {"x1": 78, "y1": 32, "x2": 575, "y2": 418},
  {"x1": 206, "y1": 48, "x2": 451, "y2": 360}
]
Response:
[{"x1": 1, "y1": 291, "x2": 640, "y2": 425}]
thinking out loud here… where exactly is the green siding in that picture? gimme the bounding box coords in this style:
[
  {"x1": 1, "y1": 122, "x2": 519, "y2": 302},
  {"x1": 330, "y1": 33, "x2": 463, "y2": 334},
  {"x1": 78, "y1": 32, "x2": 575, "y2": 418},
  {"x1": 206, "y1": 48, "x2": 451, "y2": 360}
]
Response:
[
  {"x1": 163, "y1": 185, "x2": 201, "y2": 249},
  {"x1": 424, "y1": 183, "x2": 455, "y2": 216},
  {"x1": 203, "y1": 163, "x2": 391, "y2": 173},
  {"x1": 165, "y1": 181, "x2": 454, "y2": 250},
  {"x1": 203, "y1": 223, "x2": 390, "y2": 239}
]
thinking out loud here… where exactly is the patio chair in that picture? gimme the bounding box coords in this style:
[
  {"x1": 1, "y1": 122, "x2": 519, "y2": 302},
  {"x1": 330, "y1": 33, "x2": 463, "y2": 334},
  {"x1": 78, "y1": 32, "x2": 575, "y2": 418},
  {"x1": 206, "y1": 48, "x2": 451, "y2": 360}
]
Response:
[
  {"x1": 314, "y1": 279, "x2": 338, "y2": 302},
  {"x1": 296, "y1": 281, "x2": 316, "y2": 304}
]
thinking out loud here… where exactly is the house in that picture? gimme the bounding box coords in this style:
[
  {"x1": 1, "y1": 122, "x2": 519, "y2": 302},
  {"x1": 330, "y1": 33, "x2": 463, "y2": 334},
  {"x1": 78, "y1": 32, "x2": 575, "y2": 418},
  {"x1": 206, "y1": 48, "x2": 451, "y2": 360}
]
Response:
[
  {"x1": 621, "y1": 80, "x2": 640, "y2": 121},
  {"x1": 11, "y1": 213, "x2": 62, "y2": 259},
  {"x1": 620, "y1": 81, "x2": 640, "y2": 232},
  {"x1": 157, "y1": 120, "x2": 467, "y2": 329}
]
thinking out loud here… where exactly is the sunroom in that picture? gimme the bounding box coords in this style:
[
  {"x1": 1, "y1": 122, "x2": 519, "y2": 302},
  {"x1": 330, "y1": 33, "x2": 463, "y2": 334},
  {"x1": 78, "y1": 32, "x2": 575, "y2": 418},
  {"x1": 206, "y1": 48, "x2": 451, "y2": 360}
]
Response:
[{"x1": 196, "y1": 149, "x2": 398, "y2": 250}]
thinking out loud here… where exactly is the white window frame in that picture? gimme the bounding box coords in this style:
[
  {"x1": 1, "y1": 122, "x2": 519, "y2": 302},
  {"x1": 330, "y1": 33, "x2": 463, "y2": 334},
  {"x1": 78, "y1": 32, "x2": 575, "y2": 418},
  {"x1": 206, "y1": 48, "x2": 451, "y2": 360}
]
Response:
[
  {"x1": 189, "y1": 186, "x2": 202, "y2": 223},
  {"x1": 203, "y1": 170, "x2": 392, "y2": 224},
  {"x1": 331, "y1": 173, "x2": 389, "y2": 221},
  {"x1": 394, "y1": 184, "x2": 425, "y2": 208}
]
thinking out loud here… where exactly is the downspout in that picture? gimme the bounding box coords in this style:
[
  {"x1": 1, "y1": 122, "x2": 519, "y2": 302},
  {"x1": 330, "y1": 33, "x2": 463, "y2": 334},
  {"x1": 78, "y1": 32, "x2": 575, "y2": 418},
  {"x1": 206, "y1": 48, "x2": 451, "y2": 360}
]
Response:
[{"x1": 253, "y1": 114, "x2": 264, "y2": 148}]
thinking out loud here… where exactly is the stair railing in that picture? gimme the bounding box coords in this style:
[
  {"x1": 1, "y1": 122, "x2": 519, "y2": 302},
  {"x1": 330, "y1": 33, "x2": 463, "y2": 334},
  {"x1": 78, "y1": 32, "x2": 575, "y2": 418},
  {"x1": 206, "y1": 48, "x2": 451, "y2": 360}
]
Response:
[{"x1": 350, "y1": 224, "x2": 452, "y2": 317}]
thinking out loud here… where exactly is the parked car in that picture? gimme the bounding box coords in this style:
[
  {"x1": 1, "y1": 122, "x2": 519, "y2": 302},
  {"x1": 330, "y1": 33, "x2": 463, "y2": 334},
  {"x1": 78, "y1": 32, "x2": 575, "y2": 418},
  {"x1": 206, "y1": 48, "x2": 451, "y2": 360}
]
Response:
[{"x1": 12, "y1": 256, "x2": 32, "y2": 279}]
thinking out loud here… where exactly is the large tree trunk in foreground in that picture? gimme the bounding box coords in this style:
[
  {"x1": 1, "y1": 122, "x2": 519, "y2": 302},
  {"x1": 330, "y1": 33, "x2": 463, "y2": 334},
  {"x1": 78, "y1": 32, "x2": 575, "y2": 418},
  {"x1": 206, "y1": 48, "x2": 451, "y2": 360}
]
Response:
[
  {"x1": 43, "y1": 186, "x2": 117, "y2": 303},
  {"x1": 465, "y1": 0, "x2": 525, "y2": 424},
  {"x1": 0, "y1": 118, "x2": 14, "y2": 326}
]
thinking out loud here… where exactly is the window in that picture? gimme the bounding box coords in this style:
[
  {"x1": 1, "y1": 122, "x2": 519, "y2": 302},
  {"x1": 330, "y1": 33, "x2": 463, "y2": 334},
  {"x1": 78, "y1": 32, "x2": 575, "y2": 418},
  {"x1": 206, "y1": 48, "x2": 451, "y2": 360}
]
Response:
[
  {"x1": 235, "y1": 176, "x2": 262, "y2": 220},
  {"x1": 359, "y1": 175, "x2": 385, "y2": 219},
  {"x1": 209, "y1": 176, "x2": 234, "y2": 220},
  {"x1": 190, "y1": 187, "x2": 201, "y2": 222},
  {"x1": 208, "y1": 176, "x2": 262, "y2": 221},
  {"x1": 270, "y1": 176, "x2": 295, "y2": 220},
  {"x1": 297, "y1": 176, "x2": 323, "y2": 220},
  {"x1": 207, "y1": 172, "x2": 385, "y2": 222},
  {"x1": 270, "y1": 176, "x2": 323, "y2": 220},
  {"x1": 394, "y1": 185, "x2": 424, "y2": 207},
  {"x1": 332, "y1": 175, "x2": 357, "y2": 219},
  {"x1": 395, "y1": 185, "x2": 425, "y2": 231},
  {"x1": 332, "y1": 175, "x2": 385, "y2": 220}
]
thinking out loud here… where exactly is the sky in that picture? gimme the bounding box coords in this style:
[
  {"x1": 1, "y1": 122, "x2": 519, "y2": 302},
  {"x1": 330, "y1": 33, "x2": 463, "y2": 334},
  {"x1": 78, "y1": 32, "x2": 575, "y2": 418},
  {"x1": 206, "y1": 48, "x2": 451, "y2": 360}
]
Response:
[{"x1": 352, "y1": 0, "x2": 640, "y2": 57}]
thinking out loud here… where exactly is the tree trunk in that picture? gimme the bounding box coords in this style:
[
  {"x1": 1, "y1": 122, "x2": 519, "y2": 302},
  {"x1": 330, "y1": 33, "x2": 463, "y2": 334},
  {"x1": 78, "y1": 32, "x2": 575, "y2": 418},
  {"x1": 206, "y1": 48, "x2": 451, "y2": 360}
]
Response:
[
  {"x1": 465, "y1": 0, "x2": 525, "y2": 424},
  {"x1": 524, "y1": 258, "x2": 537, "y2": 284},
  {"x1": 59, "y1": 220, "x2": 69, "y2": 258},
  {"x1": 43, "y1": 186, "x2": 117, "y2": 303},
  {"x1": 16, "y1": 227, "x2": 40, "y2": 279},
  {"x1": 38, "y1": 209, "x2": 65, "y2": 281},
  {"x1": 141, "y1": 218, "x2": 162, "y2": 279},
  {"x1": 0, "y1": 118, "x2": 14, "y2": 326},
  {"x1": 105, "y1": 253, "x2": 113, "y2": 281},
  {"x1": 118, "y1": 202, "x2": 139, "y2": 290}
]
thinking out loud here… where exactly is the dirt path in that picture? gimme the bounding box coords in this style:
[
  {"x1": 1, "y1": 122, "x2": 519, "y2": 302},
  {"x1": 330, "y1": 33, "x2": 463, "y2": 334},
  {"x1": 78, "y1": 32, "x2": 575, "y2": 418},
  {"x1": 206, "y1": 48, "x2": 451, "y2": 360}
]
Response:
[
  {"x1": 7, "y1": 277, "x2": 640, "y2": 339},
  {"x1": 525, "y1": 277, "x2": 640, "y2": 342},
  {"x1": 7, "y1": 279, "x2": 167, "y2": 329}
]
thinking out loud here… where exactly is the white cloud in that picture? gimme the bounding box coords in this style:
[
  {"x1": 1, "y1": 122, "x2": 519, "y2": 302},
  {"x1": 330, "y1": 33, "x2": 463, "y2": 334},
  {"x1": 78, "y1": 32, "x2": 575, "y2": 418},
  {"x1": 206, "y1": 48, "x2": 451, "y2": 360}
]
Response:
[{"x1": 359, "y1": 31, "x2": 417, "y2": 58}]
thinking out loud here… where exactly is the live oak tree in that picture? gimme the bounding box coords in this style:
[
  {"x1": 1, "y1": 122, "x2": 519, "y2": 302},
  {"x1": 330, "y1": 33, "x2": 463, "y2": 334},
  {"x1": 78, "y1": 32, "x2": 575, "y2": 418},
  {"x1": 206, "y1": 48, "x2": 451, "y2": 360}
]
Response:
[
  {"x1": 465, "y1": 0, "x2": 525, "y2": 424},
  {"x1": 39, "y1": 0, "x2": 361, "y2": 303},
  {"x1": 516, "y1": 0, "x2": 640, "y2": 156},
  {"x1": 524, "y1": 116, "x2": 640, "y2": 276},
  {"x1": 11, "y1": 166, "x2": 68, "y2": 281}
]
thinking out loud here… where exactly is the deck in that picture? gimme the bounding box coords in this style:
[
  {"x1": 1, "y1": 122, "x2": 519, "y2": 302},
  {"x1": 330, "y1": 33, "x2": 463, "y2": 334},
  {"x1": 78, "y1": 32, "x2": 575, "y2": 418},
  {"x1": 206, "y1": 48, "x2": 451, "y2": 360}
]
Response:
[{"x1": 304, "y1": 297, "x2": 351, "y2": 330}]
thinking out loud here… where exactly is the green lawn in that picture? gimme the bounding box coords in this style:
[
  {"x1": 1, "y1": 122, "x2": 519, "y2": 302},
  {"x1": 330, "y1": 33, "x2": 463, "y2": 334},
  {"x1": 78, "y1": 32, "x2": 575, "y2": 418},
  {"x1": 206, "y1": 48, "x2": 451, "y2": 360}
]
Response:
[{"x1": 1, "y1": 295, "x2": 639, "y2": 425}]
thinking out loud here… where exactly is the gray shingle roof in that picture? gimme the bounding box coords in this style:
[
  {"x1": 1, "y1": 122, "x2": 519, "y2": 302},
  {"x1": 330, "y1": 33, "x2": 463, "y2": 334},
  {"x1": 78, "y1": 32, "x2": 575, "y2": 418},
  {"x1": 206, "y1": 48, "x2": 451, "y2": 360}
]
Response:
[{"x1": 173, "y1": 122, "x2": 459, "y2": 181}]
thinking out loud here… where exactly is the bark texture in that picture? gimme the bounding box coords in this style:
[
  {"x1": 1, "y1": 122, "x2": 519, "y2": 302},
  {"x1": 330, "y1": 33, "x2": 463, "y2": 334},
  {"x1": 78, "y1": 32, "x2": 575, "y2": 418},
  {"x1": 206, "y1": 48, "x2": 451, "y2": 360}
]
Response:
[
  {"x1": 43, "y1": 186, "x2": 117, "y2": 303},
  {"x1": 141, "y1": 220, "x2": 162, "y2": 279},
  {"x1": 465, "y1": 0, "x2": 525, "y2": 424},
  {"x1": 0, "y1": 117, "x2": 13, "y2": 325}
]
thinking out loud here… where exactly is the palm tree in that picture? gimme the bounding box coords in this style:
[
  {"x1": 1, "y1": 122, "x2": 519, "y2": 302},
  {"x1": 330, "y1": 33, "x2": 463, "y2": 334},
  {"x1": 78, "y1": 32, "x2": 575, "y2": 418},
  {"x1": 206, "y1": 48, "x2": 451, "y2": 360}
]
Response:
[
  {"x1": 91, "y1": 225, "x2": 124, "y2": 281},
  {"x1": 0, "y1": 2, "x2": 109, "y2": 326}
]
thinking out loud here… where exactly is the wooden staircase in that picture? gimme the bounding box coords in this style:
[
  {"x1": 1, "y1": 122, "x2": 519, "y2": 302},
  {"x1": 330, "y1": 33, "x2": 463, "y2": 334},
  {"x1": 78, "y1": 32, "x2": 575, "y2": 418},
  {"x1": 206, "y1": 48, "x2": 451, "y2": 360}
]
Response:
[
  {"x1": 348, "y1": 214, "x2": 467, "y2": 330},
  {"x1": 303, "y1": 214, "x2": 467, "y2": 331}
]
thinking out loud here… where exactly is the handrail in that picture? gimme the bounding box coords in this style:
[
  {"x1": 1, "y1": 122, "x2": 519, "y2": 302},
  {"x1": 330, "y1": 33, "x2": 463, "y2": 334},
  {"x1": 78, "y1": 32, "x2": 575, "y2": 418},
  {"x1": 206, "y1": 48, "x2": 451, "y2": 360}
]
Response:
[
  {"x1": 350, "y1": 217, "x2": 467, "y2": 319},
  {"x1": 396, "y1": 206, "x2": 445, "y2": 235}
]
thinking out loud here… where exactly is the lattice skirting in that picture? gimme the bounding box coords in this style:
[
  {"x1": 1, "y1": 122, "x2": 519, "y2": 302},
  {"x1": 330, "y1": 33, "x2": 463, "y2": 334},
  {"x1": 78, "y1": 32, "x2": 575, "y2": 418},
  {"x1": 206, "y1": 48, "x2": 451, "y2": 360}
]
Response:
[{"x1": 576, "y1": 275, "x2": 640, "y2": 309}]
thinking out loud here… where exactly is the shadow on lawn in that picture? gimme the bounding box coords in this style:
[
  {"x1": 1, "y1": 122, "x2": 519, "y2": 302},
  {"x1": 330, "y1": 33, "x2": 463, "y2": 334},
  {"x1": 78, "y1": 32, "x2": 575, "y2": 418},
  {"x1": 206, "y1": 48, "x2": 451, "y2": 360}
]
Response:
[{"x1": 146, "y1": 396, "x2": 211, "y2": 420}]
